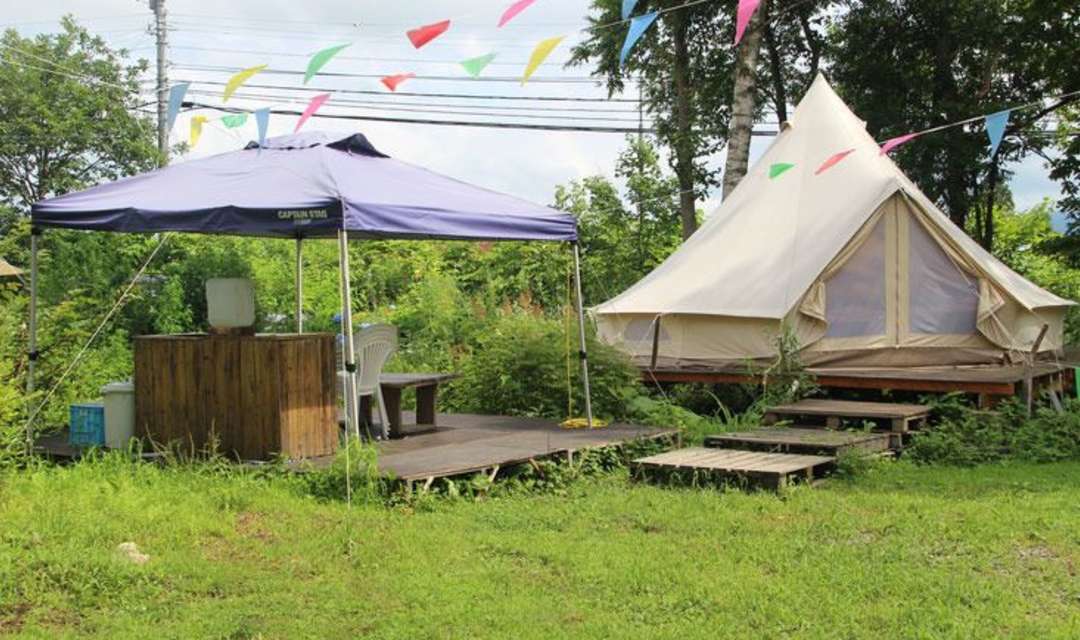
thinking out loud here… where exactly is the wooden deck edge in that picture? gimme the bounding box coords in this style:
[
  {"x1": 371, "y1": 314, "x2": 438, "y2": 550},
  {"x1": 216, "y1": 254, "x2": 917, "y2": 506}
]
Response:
[
  {"x1": 641, "y1": 370, "x2": 1025, "y2": 395},
  {"x1": 387, "y1": 428, "x2": 681, "y2": 483}
]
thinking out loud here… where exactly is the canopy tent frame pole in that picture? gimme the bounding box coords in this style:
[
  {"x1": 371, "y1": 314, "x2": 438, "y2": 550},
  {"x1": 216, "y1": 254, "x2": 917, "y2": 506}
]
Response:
[
  {"x1": 294, "y1": 237, "x2": 303, "y2": 334},
  {"x1": 338, "y1": 230, "x2": 361, "y2": 440},
  {"x1": 26, "y1": 228, "x2": 40, "y2": 454},
  {"x1": 571, "y1": 242, "x2": 594, "y2": 428}
]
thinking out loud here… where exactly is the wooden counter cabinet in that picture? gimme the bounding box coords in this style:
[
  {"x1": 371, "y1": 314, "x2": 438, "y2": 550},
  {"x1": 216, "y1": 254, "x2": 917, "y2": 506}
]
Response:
[{"x1": 134, "y1": 333, "x2": 338, "y2": 460}]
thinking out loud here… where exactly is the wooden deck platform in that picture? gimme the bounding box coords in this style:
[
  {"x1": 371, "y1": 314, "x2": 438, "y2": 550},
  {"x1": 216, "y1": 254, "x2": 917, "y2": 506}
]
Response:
[
  {"x1": 368, "y1": 413, "x2": 677, "y2": 484},
  {"x1": 643, "y1": 361, "x2": 1072, "y2": 399},
  {"x1": 764, "y1": 398, "x2": 929, "y2": 429},
  {"x1": 632, "y1": 447, "x2": 834, "y2": 490},
  {"x1": 34, "y1": 413, "x2": 679, "y2": 486},
  {"x1": 704, "y1": 427, "x2": 890, "y2": 456}
]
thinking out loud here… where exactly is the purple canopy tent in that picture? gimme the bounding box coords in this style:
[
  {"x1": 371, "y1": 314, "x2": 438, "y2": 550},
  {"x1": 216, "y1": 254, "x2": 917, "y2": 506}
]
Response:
[{"x1": 29, "y1": 132, "x2": 593, "y2": 440}]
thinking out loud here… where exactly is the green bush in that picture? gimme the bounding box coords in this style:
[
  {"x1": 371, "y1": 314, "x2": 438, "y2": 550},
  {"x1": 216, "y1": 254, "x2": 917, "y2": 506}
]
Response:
[
  {"x1": 909, "y1": 395, "x2": 1080, "y2": 465},
  {"x1": 450, "y1": 310, "x2": 637, "y2": 420}
]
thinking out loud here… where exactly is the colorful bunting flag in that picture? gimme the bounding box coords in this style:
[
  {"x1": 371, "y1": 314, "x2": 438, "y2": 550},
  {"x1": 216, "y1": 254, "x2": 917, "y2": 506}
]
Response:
[
  {"x1": 522, "y1": 36, "x2": 565, "y2": 85},
  {"x1": 224, "y1": 64, "x2": 267, "y2": 102},
  {"x1": 815, "y1": 149, "x2": 854, "y2": 175},
  {"x1": 461, "y1": 53, "x2": 498, "y2": 78},
  {"x1": 879, "y1": 133, "x2": 918, "y2": 155},
  {"x1": 305, "y1": 44, "x2": 350, "y2": 84},
  {"x1": 622, "y1": 0, "x2": 640, "y2": 20},
  {"x1": 189, "y1": 115, "x2": 208, "y2": 148},
  {"x1": 254, "y1": 108, "x2": 270, "y2": 149},
  {"x1": 166, "y1": 82, "x2": 189, "y2": 133},
  {"x1": 295, "y1": 93, "x2": 331, "y2": 133},
  {"x1": 381, "y1": 73, "x2": 416, "y2": 92},
  {"x1": 499, "y1": 0, "x2": 538, "y2": 27},
  {"x1": 769, "y1": 162, "x2": 795, "y2": 179},
  {"x1": 407, "y1": 20, "x2": 451, "y2": 49},
  {"x1": 735, "y1": 0, "x2": 762, "y2": 46},
  {"x1": 985, "y1": 110, "x2": 1010, "y2": 157},
  {"x1": 221, "y1": 113, "x2": 248, "y2": 128},
  {"x1": 620, "y1": 11, "x2": 659, "y2": 65}
]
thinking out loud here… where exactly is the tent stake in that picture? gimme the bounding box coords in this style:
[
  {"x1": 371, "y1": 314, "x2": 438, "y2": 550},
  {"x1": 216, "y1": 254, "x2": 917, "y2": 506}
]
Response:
[
  {"x1": 26, "y1": 228, "x2": 40, "y2": 454},
  {"x1": 295, "y1": 237, "x2": 303, "y2": 333},
  {"x1": 339, "y1": 230, "x2": 362, "y2": 440},
  {"x1": 572, "y1": 243, "x2": 594, "y2": 428}
]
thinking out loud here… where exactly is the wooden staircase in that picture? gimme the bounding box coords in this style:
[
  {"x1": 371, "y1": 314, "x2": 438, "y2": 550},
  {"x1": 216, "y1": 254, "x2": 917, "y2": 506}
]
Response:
[{"x1": 632, "y1": 399, "x2": 929, "y2": 490}]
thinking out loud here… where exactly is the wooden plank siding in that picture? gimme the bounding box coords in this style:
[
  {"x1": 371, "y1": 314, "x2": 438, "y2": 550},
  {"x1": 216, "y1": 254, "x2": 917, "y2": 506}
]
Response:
[{"x1": 134, "y1": 334, "x2": 337, "y2": 461}]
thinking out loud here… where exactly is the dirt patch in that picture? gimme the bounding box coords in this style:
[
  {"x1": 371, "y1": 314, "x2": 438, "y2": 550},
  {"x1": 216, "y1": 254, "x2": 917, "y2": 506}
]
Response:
[
  {"x1": 236, "y1": 512, "x2": 275, "y2": 543},
  {"x1": 0, "y1": 602, "x2": 30, "y2": 634}
]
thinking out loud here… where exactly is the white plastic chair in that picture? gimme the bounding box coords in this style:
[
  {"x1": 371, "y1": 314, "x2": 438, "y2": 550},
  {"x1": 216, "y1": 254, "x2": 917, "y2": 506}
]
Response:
[{"x1": 339, "y1": 324, "x2": 398, "y2": 438}]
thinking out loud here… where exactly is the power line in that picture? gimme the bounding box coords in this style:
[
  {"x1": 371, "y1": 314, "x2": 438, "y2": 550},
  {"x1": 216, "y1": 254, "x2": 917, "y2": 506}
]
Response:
[
  {"x1": 183, "y1": 88, "x2": 641, "y2": 114},
  {"x1": 187, "y1": 90, "x2": 652, "y2": 123},
  {"x1": 183, "y1": 99, "x2": 781, "y2": 137},
  {"x1": 172, "y1": 63, "x2": 611, "y2": 85},
  {"x1": 178, "y1": 79, "x2": 640, "y2": 103},
  {"x1": 167, "y1": 44, "x2": 574, "y2": 68}
]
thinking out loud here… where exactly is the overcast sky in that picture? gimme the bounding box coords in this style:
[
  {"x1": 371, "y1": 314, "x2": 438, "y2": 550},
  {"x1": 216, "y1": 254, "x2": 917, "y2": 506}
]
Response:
[{"x1": 3, "y1": 0, "x2": 1064, "y2": 217}]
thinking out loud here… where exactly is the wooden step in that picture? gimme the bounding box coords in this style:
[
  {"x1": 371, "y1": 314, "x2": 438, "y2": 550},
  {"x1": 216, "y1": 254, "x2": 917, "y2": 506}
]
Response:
[
  {"x1": 762, "y1": 399, "x2": 930, "y2": 442},
  {"x1": 704, "y1": 427, "x2": 890, "y2": 456},
  {"x1": 631, "y1": 447, "x2": 835, "y2": 491}
]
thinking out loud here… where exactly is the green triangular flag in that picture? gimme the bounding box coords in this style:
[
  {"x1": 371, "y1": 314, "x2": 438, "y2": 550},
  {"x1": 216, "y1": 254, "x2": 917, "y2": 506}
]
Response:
[
  {"x1": 769, "y1": 162, "x2": 795, "y2": 179},
  {"x1": 305, "y1": 43, "x2": 351, "y2": 84},
  {"x1": 460, "y1": 52, "x2": 497, "y2": 78},
  {"x1": 221, "y1": 113, "x2": 249, "y2": 128}
]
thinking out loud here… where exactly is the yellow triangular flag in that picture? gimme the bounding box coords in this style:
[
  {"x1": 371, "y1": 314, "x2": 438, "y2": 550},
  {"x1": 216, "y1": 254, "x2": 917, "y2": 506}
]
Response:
[
  {"x1": 223, "y1": 64, "x2": 267, "y2": 102},
  {"x1": 521, "y1": 36, "x2": 565, "y2": 85},
  {"x1": 190, "y1": 115, "x2": 208, "y2": 148}
]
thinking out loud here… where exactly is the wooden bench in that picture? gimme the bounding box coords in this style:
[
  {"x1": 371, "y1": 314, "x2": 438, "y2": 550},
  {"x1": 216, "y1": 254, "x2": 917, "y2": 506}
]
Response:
[
  {"x1": 359, "y1": 373, "x2": 457, "y2": 439},
  {"x1": 762, "y1": 398, "x2": 930, "y2": 448}
]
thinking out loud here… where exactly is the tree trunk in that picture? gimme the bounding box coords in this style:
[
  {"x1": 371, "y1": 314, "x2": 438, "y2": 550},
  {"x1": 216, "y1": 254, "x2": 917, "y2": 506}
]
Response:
[
  {"x1": 764, "y1": 6, "x2": 788, "y2": 124},
  {"x1": 722, "y1": 0, "x2": 767, "y2": 199},
  {"x1": 982, "y1": 157, "x2": 999, "y2": 250},
  {"x1": 670, "y1": 10, "x2": 697, "y2": 240}
]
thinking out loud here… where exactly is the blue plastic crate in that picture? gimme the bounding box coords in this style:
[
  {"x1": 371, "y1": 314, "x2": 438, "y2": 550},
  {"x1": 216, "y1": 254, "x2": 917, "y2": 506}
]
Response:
[{"x1": 69, "y1": 404, "x2": 105, "y2": 447}]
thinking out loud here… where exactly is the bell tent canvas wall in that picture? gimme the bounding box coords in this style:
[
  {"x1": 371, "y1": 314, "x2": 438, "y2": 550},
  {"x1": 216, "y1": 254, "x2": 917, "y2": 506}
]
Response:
[{"x1": 593, "y1": 75, "x2": 1073, "y2": 370}]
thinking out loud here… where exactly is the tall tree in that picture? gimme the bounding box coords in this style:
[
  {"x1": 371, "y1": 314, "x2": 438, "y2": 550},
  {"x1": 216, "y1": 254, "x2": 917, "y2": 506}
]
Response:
[
  {"x1": 722, "y1": 0, "x2": 768, "y2": 198},
  {"x1": 829, "y1": 0, "x2": 1080, "y2": 249},
  {"x1": 570, "y1": 0, "x2": 735, "y2": 240},
  {"x1": 0, "y1": 17, "x2": 159, "y2": 212}
]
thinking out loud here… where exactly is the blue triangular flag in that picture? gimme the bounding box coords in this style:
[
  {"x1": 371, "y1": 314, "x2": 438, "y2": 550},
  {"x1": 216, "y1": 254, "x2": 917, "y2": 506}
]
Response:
[
  {"x1": 620, "y1": 11, "x2": 659, "y2": 66},
  {"x1": 165, "y1": 82, "x2": 189, "y2": 133},
  {"x1": 254, "y1": 108, "x2": 270, "y2": 151},
  {"x1": 622, "y1": 0, "x2": 640, "y2": 20},
  {"x1": 985, "y1": 110, "x2": 1010, "y2": 158}
]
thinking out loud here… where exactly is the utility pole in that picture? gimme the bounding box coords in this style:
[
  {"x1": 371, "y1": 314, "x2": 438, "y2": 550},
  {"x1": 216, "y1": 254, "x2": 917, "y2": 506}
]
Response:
[{"x1": 151, "y1": 0, "x2": 169, "y2": 163}]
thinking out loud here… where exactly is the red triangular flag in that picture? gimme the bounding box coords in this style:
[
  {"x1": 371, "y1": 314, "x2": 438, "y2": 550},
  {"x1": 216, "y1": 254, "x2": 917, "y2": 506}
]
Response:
[
  {"x1": 407, "y1": 20, "x2": 451, "y2": 49},
  {"x1": 815, "y1": 149, "x2": 855, "y2": 175},
  {"x1": 381, "y1": 73, "x2": 415, "y2": 92}
]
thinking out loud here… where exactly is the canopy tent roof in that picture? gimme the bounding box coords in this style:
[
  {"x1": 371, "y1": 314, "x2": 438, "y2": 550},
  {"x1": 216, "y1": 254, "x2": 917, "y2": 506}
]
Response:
[
  {"x1": 594, "y1": 74, "x2": 1071, "y2": 319},
  {"x1": 31, "y1": 131, "x2": 577, "y2": 242}
]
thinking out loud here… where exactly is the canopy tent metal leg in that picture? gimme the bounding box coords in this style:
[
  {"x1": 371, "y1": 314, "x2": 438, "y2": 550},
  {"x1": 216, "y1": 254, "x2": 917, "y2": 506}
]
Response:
[
  {"x1": 572, "y1": 242, "x2": 594, "y2": 428},
  {"x1": 26, "y1": 228, "x2": 40, "y2": 453},
  {"x1": 295, "y1": 237, "x2": 303, "y2": 334},
  {"x1": 338, "y1": 230, "x2": 361, "y2": 440}
]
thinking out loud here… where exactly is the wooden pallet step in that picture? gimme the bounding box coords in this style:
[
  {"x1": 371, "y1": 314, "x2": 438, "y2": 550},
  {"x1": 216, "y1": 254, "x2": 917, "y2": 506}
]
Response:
[
  {"x1": 631, "y1": 447, "x2": 835, "y2": 490},
  {"x1": 705, "y1": 427, "x2": 891, "y2": 456}
]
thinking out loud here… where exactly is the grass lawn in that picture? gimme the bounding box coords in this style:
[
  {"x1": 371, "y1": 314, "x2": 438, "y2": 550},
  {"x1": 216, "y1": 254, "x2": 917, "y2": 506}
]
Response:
[{"x1": 0, "y1": 457, "x2": 1078, "y2": 639}]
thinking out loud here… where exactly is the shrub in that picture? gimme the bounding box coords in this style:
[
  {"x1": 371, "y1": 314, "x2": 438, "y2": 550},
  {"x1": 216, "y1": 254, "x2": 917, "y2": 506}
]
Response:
[
  {"x1": 908, "y1": 395, "x2": 1080, "y2": 465},
  {"x1": 450, "y1": 309, "x2": 637, "y2": 420}
]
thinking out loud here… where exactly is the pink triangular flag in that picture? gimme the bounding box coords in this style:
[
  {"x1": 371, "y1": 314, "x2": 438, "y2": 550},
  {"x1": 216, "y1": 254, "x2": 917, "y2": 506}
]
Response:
[
  {"x1": 735, "y1": 0, "x2": 762, "y2": 46},
  {"x1": 814, "y1": 149, "x2": 855, "y2": 175},
  {"x1": 407, "y1": 20, "x2": 451, "y2": 49},
  {"x1": 295, "y1": 93, "x2": 330, "y2": 133},
  {"x1": 879, "y1": 133, "x2": 918, "y2": 155},
  {"x1": 499, "y1": 0, "x2": 538, "y2": 27},
  {"x1": 381, "y1": 73, "x2": 415, "y2": 92}
]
